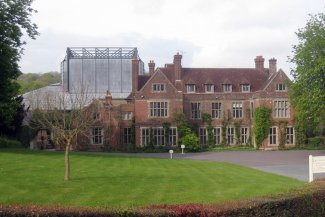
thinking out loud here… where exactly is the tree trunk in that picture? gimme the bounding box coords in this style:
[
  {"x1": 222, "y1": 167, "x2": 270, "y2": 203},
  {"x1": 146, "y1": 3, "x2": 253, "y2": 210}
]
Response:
[{"x1": 64, "y1": 142, "x2": 70, "y2": 181}]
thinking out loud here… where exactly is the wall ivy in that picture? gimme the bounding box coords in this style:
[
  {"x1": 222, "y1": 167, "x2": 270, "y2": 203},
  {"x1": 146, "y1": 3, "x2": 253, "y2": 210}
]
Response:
[{"x1": 253, "y1": 107, "x2": 272, "y2": 149}]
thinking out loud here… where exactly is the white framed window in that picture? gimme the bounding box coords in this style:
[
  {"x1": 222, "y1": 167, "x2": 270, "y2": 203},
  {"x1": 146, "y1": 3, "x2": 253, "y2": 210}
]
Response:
[
  {"x1": 275, "y1": 83, "x2": 286, "y2": 91},
  {"x1": 191, "y1": 102, "x2": 201, "y2": 119},
  {"x1": 149, "y1": 101, "x2": 168, "y2": 117},
  {"x1": 122, "y1": 112, "x2": 133, "y2": 120},
  {"x1": 186, "y1": 84, "x2": 196, "y2": 93},
  {"x1": 153, "y1": 127, "x2": 165, "y2": 146},
  {"x1": 274, "y1": 100, "x2": 289, "y2": 118},
  {"x1": 286, "y1": 127, "x2": 294, "y2": 145},
  {"x1": 91, "y1": 127, "x2": 103, "y2": 144},
  {"x1": 241, "y1": 84, "x2": 250, "y2": 92},
  {"x1": 213, "y1": 127, "x2": 221, "y2": 145},
  {"x1": 223, "y1": 84, "x2": 232, "y2": 92},
  {"x1": 212, "y1": 102, "x2": 221, "y2": 118},
  {"x1": 199, "y1": 128, "x2": 207, "y2": 145},
  {"x1": 204, "y1": 84, "x2": 214, "y2": 93},
  {"x1": 241, "y1": 127, "x2": 248, "y2": 144},
  {"x1": 269, "y1": 127, "x2": 277, "y2": 145},
  {"x1": 232, "y1": 102, "x2": 243, "y2": 118},
  {"x1": 169, "y1": 127, "x2": 177, "y2": 146},
  {"x1": 152, "y1": 83, "x2": 165, "y2": 92},
  {"x1": 227, "y1": 127, "x2": 235, "y2": 144},
  {"x1": 123, "y1": 127, "x2": 131, "y2": 144},
  {"x1": 141, "y1": 127, "x2": 150, "y2": 146}
]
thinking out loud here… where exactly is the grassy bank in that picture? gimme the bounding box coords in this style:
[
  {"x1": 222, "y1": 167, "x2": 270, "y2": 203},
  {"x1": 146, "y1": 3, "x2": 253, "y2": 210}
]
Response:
[{"x1": 0, "y1": 149, "x2": 303, "y2": 208}]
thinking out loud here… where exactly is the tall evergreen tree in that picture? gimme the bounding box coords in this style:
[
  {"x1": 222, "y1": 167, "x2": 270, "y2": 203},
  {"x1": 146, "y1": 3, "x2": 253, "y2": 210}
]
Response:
[
  {"x1": 0, "y1": 0, "x2": 38, "y2": 135},
  {"x1": 289, "y1": 12, "x2": 325, "y2": 144}
]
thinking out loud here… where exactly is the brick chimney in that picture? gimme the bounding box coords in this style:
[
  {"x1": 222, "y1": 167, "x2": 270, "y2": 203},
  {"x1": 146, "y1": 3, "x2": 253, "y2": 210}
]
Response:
[
  {"x1": 105, "y1": 90, "x2": 112, "y2": 105},
  {"x1": 148, "y1": 60, "x2": 155, "y2": 75},
  {"x1": 132, "y1": 57, "x2": 139, "y2": 93},
  {"x1": 174, "y1": 52, "x2": 182, "y2": 80},
  {"x1": 254, "y1": 56, "x2": 265, "y2": 72},
  {"x1": 269, "y1": 58, "x2": 277, "y2": 75}
]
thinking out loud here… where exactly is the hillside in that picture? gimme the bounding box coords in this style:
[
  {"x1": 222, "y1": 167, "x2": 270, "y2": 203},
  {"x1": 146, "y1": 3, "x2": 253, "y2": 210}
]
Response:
[{"x1": 17, "y1": 72, "x2": 61, "y2": 94}]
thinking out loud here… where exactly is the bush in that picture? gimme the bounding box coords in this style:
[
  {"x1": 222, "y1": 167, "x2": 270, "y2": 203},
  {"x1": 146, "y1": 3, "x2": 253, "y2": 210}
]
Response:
[
  {"x1": 0, "y1": 137, "x2": 23, "y2": 148},
  {"x1": 17, "y1": 125, "x2": 36, "y2": 148},
  {"x1": 181, "y1": 133, "x2": 201, "y2": 152},
  {"x1": 308, "y1": 136, "x2": 323, "y2": 147}
]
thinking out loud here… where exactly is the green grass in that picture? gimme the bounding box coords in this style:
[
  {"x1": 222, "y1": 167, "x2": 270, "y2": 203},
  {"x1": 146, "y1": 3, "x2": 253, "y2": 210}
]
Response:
[{"x1": 0, "y1": 149, "x2": 303, "y2": 208}]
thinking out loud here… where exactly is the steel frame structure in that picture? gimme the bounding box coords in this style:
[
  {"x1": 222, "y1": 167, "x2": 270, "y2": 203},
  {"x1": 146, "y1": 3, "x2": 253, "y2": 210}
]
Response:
[{"x1": 67, "y1": 47, "x2": 138, "y2": 59}]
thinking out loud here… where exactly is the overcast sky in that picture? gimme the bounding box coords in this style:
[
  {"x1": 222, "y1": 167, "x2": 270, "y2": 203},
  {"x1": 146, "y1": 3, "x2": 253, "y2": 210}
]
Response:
[{"x1": 20, "y1": 0, "x2": 324, "y2": 76}]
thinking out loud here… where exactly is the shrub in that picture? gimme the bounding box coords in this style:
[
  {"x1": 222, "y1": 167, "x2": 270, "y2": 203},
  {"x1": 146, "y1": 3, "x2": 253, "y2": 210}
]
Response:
[
  {"x1": 181, "y1": 133, "x2": 201, "y2": 152},
  {"x1": 308, "y1": 136, "x2": 323, "y2": 147},
  {"x1": 0, "y1": 137, "x2": 22, "y2": 148}
]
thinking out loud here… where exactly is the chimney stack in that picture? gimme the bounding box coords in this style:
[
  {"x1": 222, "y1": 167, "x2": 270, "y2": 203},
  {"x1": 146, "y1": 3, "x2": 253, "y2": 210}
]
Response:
[
  {"x1": 105, "y1": 90, "x2": 112, "y2": 105},
  {"x1": 174, "y1": 52, "x2": 182, "y2": 80},
  {"x1": 132, "y1": 57, "x2": 139, "y2": 93},
  {"x1": 254, "y1": 56, "x2": 265, "y2": 72},
  {"x1": 269, "y1": 58, "x2": 277, "y2": 75},
  {"x1": 148, "y1": 60, "x2": 155, "y2": 75}
]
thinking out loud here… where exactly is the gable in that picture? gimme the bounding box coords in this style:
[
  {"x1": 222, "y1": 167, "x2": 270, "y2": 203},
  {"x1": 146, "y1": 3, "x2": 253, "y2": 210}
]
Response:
[
  {"x1": 263, "y1": 69, "x2": 291, "y2": 92},
  {"x1": 137, "y1": 69, "x2": 180, "y2": 99}
]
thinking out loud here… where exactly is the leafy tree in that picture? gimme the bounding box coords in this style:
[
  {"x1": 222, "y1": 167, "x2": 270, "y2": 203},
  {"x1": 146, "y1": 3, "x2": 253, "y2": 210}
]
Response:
[
  {"x1": 0, "y1": 0, "x2": 38, "y2": 135},
  {"x1": 0, "y1": 95, "x2": 28, "y2": 136},
  {"x1": 17, "y1": 72, "x2": 61, "y2": 94},
  {"x1": 289, "y1": 12, "x2": 325, "y2": 145}
]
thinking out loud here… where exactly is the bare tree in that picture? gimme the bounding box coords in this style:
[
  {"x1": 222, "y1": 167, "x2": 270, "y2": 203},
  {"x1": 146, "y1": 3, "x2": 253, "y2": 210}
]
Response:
[{"x1": 29, "y1": 85, "x2": 97, "y2": 181}]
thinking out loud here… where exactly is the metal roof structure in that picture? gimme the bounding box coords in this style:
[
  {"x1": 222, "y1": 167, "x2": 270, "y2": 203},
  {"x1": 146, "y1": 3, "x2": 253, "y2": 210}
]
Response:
[{"x1": 66, "y1": 47, "x2": 139, "y2": 59}]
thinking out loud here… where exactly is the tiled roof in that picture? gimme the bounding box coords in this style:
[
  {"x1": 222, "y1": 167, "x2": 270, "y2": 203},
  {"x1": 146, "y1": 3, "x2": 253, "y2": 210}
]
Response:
[
  {"x1": 138, "y1": 75, "x2": 151, "y2": 90},
  {"x1": 158, "y1": 66, "x2": 268, "y2": 92}
]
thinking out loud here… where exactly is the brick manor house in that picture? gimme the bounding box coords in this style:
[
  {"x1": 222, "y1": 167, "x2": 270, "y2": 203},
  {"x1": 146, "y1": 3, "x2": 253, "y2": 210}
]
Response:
[{"x1": 26, "y1": 48, "x2": 294, "y2": 150}]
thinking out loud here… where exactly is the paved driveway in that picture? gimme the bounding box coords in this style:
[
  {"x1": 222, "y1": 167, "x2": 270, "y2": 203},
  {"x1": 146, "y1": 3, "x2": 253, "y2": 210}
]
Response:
[{"x1": 105, "y1": 150, "x2": 325, "y2": 181}]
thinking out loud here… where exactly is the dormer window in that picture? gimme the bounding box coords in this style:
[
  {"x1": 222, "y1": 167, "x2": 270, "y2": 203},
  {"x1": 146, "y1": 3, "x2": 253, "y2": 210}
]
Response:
[
  {"x1": 152, "y1": 83, "x2": 165, "y2": 92},
  {"x1": 186, "y1": 84, "x2": 196, "y2": 93},
  {"x1": 241, "y1": 84, "x2": 250, "y2": 92},
  {"x1": 204, "y1": 84, "x2": 214, "y2": 93},
  {"x1": 276, "y1": 83, "x2": 286, "y2": 91},
  {"x1": 223, "y1": 84, "x2": 232, "y2": 92}
]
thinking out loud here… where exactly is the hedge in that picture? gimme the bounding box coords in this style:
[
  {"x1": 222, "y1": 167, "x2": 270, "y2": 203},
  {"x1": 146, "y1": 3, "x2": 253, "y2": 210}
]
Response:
[
  {"x1": 0, "y1": 137, "x2": 23, "y2": 148},
  {"x1": 1, "y1": 182, "x2": 325, "y2": 217}
]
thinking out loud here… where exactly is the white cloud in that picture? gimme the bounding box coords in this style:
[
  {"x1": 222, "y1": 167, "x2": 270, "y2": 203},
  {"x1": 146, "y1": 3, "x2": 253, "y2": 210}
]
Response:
[{"x1": 20, "y1": 0, "x2": 325, "y2": 76}]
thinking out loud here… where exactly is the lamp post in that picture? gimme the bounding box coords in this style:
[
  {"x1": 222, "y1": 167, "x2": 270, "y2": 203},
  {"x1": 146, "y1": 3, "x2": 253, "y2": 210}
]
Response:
[
  {"x1": 169, "y1": 149, "x2": 174, "y2": 159},
  {"x1": 181, "y1": 144, "x2": 185, "y2": 154}
]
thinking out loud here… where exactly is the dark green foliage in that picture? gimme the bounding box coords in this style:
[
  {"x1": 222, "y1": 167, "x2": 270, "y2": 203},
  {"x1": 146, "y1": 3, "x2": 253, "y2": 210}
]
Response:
[
  {"x1": 202, "y1": 113, "x2": 214, "y2": 147},
  {"x1": 0, "y1": 0, "x2": 38, "y2": 137},
  {"x1": 289, "y1": 12, "x2": 325, "y2": 146},
  {"x1": 16, "y1": 125, "x2": 36, "y2": 147},
  {"x1": 17, "y1": 71, "x2": 61, "y2": 94},
  {"x1": 253, "y1": 107, "x2": 272, "y2": 148},
  {"x1": 0, "y1": 95, "x2": 28, "y2": 136},
  {"x1": 308, "y1": 136, "x2": 323, "y2": 147},
  {"x1": 0, "y1": 137, "x2": 22, "y2": 148},
  {"x1": 163, "y1": 122, "x2": 170, "y2": 146},
  {"x1": 221, "y1": 110, "x2": 232, "y2": 146}
]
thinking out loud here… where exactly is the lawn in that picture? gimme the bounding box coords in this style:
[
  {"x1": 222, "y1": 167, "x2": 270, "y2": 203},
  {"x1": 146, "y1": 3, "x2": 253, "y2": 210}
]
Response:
[{"x1": 0, "y1": 149, "x2": 304, "y2": 208}]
